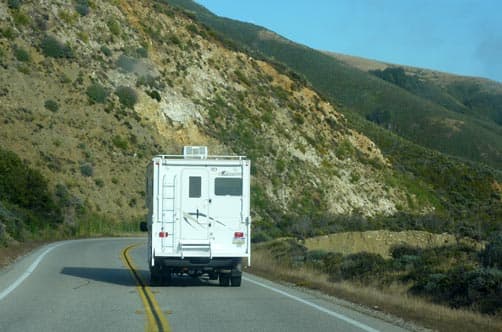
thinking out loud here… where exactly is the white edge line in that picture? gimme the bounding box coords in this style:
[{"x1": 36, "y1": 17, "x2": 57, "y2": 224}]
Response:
[
  {"x1": 0, "y1": 238, "x2": 143, "y2": 302},
  {"x1": 243, "y1": 275, "x2": 380, "y2": 332},
  {"x1": 0, "y1": 242, "x2": 65, "y2": 301}
]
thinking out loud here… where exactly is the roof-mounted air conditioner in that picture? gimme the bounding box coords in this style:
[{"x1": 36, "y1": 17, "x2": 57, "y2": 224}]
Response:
[{"x1": 183, "y1": 146, "x2": 208, "y2": 159}]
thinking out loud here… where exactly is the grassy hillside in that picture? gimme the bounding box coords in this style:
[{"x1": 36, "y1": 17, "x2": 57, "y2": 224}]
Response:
[
  {"x1": 0, "y1": 0, "x2": 442, "y2": 244},
  {"x1": 332, "y1": 52, "x2": 502, "y2": 127},
  {"x1": 166, "y1": 0, "x2": 502, "y2": 171},
  {"x1": 164, "y1": 0, "x2": 502, "y2": 239},
  {"x1": 0, "y1": 0, "x2": 499, "y2": 248}
]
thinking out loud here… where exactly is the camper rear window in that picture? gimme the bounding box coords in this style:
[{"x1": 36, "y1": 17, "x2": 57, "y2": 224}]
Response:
[
  {"x1": 215, "y1": 178, "x2": 242, "y2": 196},
  {"x1": 189, "y1": 176, "x2": 201, "y2": 198}
]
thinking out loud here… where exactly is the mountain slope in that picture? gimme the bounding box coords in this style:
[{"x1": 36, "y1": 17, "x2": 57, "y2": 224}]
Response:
[
  {"x1": 0, "y1": 0, "x2": 444, "y2": 243},
  {"x1": 165, "y1": 0, "x2": 502, "y2": 171},
  {"x1": 163, "y1": 0, "x2": 502, "y2": 237}
]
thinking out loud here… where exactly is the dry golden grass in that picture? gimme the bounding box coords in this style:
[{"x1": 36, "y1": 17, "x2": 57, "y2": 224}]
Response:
[{"x1": 248, "y1": 249, "x2": 502, "y2": 332}]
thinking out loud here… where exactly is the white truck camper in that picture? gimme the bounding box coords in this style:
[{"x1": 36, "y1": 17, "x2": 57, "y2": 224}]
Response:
[{"x1": 140, "y1": 146, "x2": 251, "y2": 287}]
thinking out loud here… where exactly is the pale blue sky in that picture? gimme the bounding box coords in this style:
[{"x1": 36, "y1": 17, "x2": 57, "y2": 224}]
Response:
[{"x1": 195, "y1": 0, "x2": 502, "y2": 82}]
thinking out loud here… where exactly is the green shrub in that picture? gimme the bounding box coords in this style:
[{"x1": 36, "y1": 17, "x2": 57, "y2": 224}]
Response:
[
  {"x1": 411, "y1": 266, "x2": 502, "y2": 314},
  {"x1": 115, "y1": 86, "x2": 138, "y2": 108},
  {"x1": 58, "y1": 9, "x2": 78, "y2": 24},
  {"x1": 100, "y1": 45, "x2": 112, "y2": 57},
  {"x1": 306, "y1": 249, "x2": 329, "y2": 263},
  {"x1": 14, "y1": 47, "x2": 30, "y2": 62},
  {"x1": 60, "y1": 74, "x2": 71, "y2": 84},
  {"x1": 340, "y1": 252, "x2": 387, "y2": 280},
  {"x1": 261, "y1": 111, "x2": 273, "y2": 124},
  {"x1": 335, "y1": 139, "x2": 355, "y2": 160},
  {"x1": 1, "y1": 27, "x2": 16, "y2": 39},
  {"x1": 390, "y1": 244, "x2": 421, "y2": 259},
  {"x1": 8, "y1": 0, "x2": 22, "y2": 9},
  {"x1": 292, "y1": 112, "x2": 304, "y2": 125},
  {"x1": 136, "y1": 74, "x2": 164, "y2": 89},
  {"x1": 480, "y1": 232, "x2": 502, "y2": 269},
  {"x1": 0, "y1": 148, "x2": 59, "y2": 220},
  {"x1": 234, "y1": 69, "x2": 250, "y2": 85},
  {"x1": 86, "y1": 83, "x2": 108, "y2": 103},
  {"x1": 146, "y1": 90, "x2": 161, "y2": 102},
  {"x1": 112, "y1": 135, "x2": 128, "y2": 150},
  {"x1": 350, "y1": 171, "x2": 361, "y2": 183},
  {"x1": 322, "y1": 252, "x2": 344, "y2": 278},
  {"x1": 76, "y1": 31, "x2": 89, "y2": 43},
  {"x1": 251, "y1": 229, "x2": 272, "y2": 243},
  {"x1": 55, "y1": 183, "x2": 71, "y2": 207},
  {"x1": 393, "y1": 254, "x2": 421, "y2": 271},
  {"x1": 275, "y1": 158, "x2": 286, "y2": 173},
  {"x1": 168, "y1": 34, "x2": 181, "y2": 45},
  {"x1": 17, "y1": 63, "x2": 30, "y2": 74},
  {"x1": 40, "y1": 35, "x2": 73, "y2": 59},
  {"x1": 116, "y1": 54, "x2": 137, "y2": 72},
  {"x1": 260, "y1": 238, "x2": 307, "y2": 266},
  {"x1": 0, "y1": 204, "x2": 27, "y2": 242},
  {"x1": 94, "y1": 178, "x2": 104, "y2": 188},
  {"x1": 0, "y1": 220, "x2": 6, "y2": 246},
  {"x1": 107, "y1": 18, "x2": 121, "y2": 36},
  {"x1": 44, "y1": 99, "x2": 59, "y2": 112},
  {"x1": 186, "y1": 23, "x2": 198, "y2": 35},
  {"x1": 135, "y1": 46, "x2": 148, "y2": 58},
  {"x1": 79, "y1": 144, "x2": 92, "y2": 159},
  {"x1": 13, "y1": 11, "x2": 30, "y2": 26},
  {"x1": 80, "y1": 162, "x2": 93, "y2": 177},
  {"x1": 75, "y1": 1, "x2": 90, "y2": 16}
]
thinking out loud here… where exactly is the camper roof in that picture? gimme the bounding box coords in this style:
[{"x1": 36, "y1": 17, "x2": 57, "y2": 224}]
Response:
[{"x1": 154, "y1": 146, "x2": 247, "y2": 160}]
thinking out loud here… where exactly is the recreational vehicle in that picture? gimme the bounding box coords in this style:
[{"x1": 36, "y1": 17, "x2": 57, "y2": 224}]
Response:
[{"x1": 141, "y1": 146, "x2": 251, "y2": 286}]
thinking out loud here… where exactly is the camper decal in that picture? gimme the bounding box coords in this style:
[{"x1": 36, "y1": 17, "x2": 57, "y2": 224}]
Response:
[{"x1": 183, "y1": 212, "x2": 227, "y2": 227}]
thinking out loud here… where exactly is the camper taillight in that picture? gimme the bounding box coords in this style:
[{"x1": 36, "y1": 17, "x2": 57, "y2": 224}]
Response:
[
  {"x1": 234, "y1": 232, "x2": 244, "y2": 238},
  {"x1": 159, "y1": 232, "x2": 168, "y2": 238}
]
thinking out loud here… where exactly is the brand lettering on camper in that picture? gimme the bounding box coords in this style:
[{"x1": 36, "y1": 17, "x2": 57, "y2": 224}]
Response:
[{"x1": 219, "y1": 171, "x2": 242, "y2": 176}]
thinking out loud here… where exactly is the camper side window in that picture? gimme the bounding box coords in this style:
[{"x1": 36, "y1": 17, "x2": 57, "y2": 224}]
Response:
[
  {"x1": 189, "y1": 176, "x2": 201, "y2": 198},
  {"x1": 215, "y1": 178, "x2": 242, "y2": 196}
]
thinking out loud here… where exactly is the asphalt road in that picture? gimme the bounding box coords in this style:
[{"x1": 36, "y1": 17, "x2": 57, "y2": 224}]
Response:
[{"x1": 0, "y1": 238, "x2": 411, "y2": 332}]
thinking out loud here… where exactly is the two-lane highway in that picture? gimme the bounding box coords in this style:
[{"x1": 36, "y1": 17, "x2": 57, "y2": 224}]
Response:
[{"x1": 0, "y1": 238, "x2": 411, "y2": 332}]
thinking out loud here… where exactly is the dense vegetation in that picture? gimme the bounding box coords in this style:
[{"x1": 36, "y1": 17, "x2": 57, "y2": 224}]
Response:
[
  {"x1": 352, "y1": 114, "x2": 502, "y2": 238},
  {"x1": 0, "y1": 147, "x2": 139, "y2": 245},
  {"x1": 371, "y1": 67, "x2": 502, "y2": 127},
  {"x1": 261, "y1": 236, "x2": 502, "y2": 315},
  {"x1": 0, "y1": 148, "x2": 61, "y2": 245}
]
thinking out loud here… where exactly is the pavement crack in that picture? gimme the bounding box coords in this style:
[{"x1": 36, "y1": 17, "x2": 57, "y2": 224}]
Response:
[{"x1": 72, "y1": 280, "x2": 91, "y2": 290}]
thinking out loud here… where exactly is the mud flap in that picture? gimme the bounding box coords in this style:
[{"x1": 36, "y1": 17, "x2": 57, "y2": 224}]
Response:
[{"x1": 231, "y1": 262, "x2": 242, "y2": 277}]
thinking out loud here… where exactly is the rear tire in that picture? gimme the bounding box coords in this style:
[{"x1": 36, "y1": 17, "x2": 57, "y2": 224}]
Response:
[
  {"x1": 150, "y1": 270, "x2": 161, "y2": 286},
  {"x1": 230, "y1": 275, "x2": 242, "y2": 287},
  {"x1": 161, "y1": 270, "x2": 172, "y2": 285},
  {"x1": 219, "y1": 274, "x2": 230, "y2": 287}
]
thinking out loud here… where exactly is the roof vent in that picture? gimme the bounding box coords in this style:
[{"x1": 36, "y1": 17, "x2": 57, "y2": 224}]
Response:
[{"x1": 183, "y1": 146, "x2": 208, "y2": 159}]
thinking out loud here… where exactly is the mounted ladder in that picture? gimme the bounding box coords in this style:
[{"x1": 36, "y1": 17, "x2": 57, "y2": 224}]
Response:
[{"x1": 161, "y1": 175, "x2": 176, "y2": 249}]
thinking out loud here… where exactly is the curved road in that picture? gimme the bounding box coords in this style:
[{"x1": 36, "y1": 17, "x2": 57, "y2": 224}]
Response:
[{"x1": 0, "y1": 238, "x2": 411, "y2": 332}]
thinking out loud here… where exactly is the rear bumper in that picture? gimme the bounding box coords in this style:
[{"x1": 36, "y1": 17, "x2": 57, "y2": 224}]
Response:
[{"x1": 156, "y1": 257, "x2": 242, "y2": 268}]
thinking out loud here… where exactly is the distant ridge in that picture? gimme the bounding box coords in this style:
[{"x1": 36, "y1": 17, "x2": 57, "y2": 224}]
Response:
[{"x1": 167, "y1": 0, "x2": 502, "y2": 171}]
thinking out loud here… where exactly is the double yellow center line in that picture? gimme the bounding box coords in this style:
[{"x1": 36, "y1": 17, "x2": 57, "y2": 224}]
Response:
[{"x1": 121, "y1": 243, "x2": 171, "y2": 332}]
